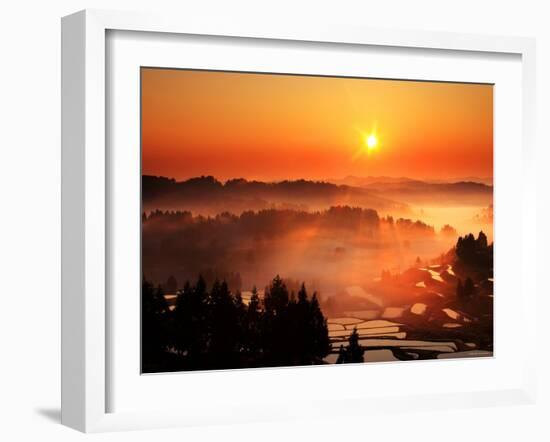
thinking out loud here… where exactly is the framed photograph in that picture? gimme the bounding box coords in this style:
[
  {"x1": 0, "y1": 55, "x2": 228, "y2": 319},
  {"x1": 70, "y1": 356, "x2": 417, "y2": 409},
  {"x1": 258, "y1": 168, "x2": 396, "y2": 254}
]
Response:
[{"x1": 61, "y1": 9, "x2": 537, "y2": 432}]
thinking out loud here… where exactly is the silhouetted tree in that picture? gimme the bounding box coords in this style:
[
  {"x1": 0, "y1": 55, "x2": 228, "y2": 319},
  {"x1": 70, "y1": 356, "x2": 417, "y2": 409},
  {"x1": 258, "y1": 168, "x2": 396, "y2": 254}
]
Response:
[
  {"x1": 336, "y1": 345, "x2": 346, "y2": 364},
  {"x1": 262, "y1": 276, "x2": 291, "y2": 365},
  {"x1": 145, "y1": 274, "x2": 332, "y2": 371},
  {"x1": 463, "y1": 277, "x2": 476, "y2": 299},
  {"x1": 456, "y1": 233, "x2": 476, "y2": 263},
  {"x1": 165, "y1": 275, "x2": 177, "y2": 293},
  {"x1": 456, "y1": 231, "x2": 492, "y2": 270},
  {"x1": 291, "y1": 283, "x2": 309, "y2": 363},
  {"x1": 208, "y1": 280, "x2": 240, "y2": 368},
  {"x1": 477, "y1": 231, "x2": 488, "y2": 249},
  {"x1": 335, "y1": 328, "x2": 364, "y2": 363},
  {"x1": 233, "y1": 290, "x2": 247, "y2": 358},
  {"x1": 173, "y1": 276, "x2": 208, "y2": 368},
  {"x1": 347, "y1": 328, "x2": 364, "y2": 363},
  {"x1": 264, "y1": 275, "x2": 289, "y2": 315},
  {"x1": 310, "y1": 293, "x2": 330, "y2": 360},
  {"x1": 456, "y1": 277, "x2": 476, "y2": 306},
  {"x1": 245, "y1": 286, "x2": 263, "y2": 360},
  {"x1": 142, "y1": 278, "x2": 170, "y2": 368},
  {"x1": 283, "y1": 283, "x2": 330, "y2": 365},
  {"x1": 456, "y1": 279, "x2": 464, "y2": 300}
]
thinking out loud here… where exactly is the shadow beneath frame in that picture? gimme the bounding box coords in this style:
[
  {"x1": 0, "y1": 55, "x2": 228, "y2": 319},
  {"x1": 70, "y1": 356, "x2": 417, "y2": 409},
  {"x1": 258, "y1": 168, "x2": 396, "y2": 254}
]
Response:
[{"x1": 35, "y1": 407, "x2": 61, "y2": 423}]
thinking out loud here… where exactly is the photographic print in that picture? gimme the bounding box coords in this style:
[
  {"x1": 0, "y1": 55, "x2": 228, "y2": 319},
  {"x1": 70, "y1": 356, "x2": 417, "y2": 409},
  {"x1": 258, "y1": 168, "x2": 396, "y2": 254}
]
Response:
[{"x1": 141, "y1": 68, "x2": 493, "y2": 373}]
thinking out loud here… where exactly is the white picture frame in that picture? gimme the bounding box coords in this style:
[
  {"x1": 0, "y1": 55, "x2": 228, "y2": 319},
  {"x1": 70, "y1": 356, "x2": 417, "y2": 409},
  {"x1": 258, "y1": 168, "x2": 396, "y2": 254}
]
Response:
[{"x1": 61, "y1": 9, "x2": 537, "y2": 433}]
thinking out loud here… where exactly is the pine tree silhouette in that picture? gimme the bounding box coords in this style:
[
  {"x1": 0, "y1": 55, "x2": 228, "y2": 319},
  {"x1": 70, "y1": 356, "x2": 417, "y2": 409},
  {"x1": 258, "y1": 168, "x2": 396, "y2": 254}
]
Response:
[
  {"x1": 456, "y1": 279, "x2": 464, "y2": 301},
  {"x1": 336, "y1": 345, "x2": 346, "y2": 364},
  {"x1": 463, "y1": 277, "x2": 476, "y2": 299},
  {"x1": 347, "y1": 328, "x2": 364, "y2": 363},
  {"x1": 142, "y1": 278, "x2": 170, "y2": 370},
  {"x1": 145, "y1": 274, "x2": 332, "y2": 371},
  {"x1": 335, "y1": 328, "x2": 364, "y2": 363},
  {"x1": 165, "y1": 275, "x2": 178, "y2": 293}
]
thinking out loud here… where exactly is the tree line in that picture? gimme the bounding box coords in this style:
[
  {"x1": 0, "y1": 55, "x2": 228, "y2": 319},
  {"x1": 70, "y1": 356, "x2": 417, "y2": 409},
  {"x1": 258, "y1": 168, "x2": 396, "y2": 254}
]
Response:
[
  {"x1": 454, "y1": 231, "x2": 494, "y2": 320},
  {"x1": 142, "y1": 275, "x2": 332, "y2": 372},
  {"x1": 456, "y1": 231, "x2": 492, "y2": 269},
  {"x1": 143, "y1": 205, "x2": 436, "y2": 236}
]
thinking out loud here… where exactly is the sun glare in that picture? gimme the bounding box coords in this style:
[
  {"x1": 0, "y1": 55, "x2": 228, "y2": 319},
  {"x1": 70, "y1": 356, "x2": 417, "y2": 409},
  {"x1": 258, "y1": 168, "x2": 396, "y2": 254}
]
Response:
[
  {"x1": 366, "y1": 134, "x2": 378, "y2": 150},
  {"x1": 352, "y1": 127, "x2": 380, "y2": 161}
]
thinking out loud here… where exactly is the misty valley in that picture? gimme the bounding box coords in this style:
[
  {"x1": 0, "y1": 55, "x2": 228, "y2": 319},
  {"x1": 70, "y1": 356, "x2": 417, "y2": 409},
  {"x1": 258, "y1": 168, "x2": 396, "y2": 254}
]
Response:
[{"x1": 142, "y1": 175, "x2": 493, "y2": 372}]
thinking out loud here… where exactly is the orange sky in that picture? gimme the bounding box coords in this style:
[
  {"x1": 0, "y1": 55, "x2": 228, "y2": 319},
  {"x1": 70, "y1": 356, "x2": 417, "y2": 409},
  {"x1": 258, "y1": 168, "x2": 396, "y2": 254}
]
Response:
[{"x1": 141, "y1": 68, "x2": 493, "y2": 182}]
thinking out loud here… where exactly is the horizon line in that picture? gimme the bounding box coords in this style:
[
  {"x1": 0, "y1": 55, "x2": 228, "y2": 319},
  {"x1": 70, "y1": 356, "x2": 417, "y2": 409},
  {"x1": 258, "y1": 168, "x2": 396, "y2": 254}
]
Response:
[{"x1": 142, "y1": 173, "x2": 494, "y2": 186}]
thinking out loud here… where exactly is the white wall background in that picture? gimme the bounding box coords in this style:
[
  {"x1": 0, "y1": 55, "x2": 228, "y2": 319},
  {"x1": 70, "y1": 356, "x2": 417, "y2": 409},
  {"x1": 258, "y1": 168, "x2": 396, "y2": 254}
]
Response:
[{"x1": 0, "y1": 1, "x2": 548, "y2": 440}]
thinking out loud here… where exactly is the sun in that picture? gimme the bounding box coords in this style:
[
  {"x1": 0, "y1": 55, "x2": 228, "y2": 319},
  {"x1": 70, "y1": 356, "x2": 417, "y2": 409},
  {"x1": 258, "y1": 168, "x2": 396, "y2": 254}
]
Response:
[
  {"x1": 352, "y1": 126, "x2": 380, "y2": 161},
  {"x1": 366, "y1": 133, "x2": 378, "y2": 150}
]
